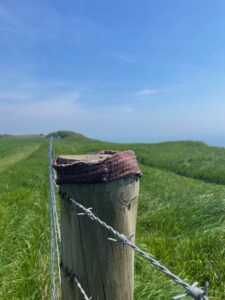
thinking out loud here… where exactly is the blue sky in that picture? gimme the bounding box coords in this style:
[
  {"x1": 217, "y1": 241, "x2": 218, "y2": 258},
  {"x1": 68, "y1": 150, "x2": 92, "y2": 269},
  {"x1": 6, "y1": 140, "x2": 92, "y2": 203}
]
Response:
[{"x1": 0, "y1": 0, "x2": 225, "y2": 145}]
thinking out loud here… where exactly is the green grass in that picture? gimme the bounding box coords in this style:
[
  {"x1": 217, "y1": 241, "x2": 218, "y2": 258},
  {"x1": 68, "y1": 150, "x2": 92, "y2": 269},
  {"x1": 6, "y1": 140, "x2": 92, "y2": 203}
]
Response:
[
  {"x1": 0, "y1": 140, "x2": 49, "y2": 300},
  {"x1": 0, "y1": 131, "x2": 225, "y2": 299},
  {"x1": 0, "y1": 135, "x2": 44, "y2": 173},
  {"x1": 127, "y1": 141, "x2": 225, "y2": 185}
]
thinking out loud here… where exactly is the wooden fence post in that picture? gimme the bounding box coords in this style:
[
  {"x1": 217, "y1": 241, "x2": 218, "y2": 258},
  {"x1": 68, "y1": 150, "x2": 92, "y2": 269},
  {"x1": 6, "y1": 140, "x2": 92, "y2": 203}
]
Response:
[{"x1": 54, "y1": 151, "x2": 141, "y2": 300}]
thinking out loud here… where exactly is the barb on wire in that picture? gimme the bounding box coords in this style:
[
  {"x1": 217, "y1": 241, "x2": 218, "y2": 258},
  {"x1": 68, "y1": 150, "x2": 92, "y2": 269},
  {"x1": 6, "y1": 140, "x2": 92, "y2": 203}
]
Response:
[
  {"x1": 60, "y1": 192, "x2": 209, "y2": 300},
  {"x1": 61, "y1": 264, "x2": 92, "y2": 300},
  {"x1": 52, "y1": 171, "x2": 61, "y2": 244},
  {"x1": 74, "y1": 277, "x2": 92, "y2": 300},
  {"x1": 172, "y1": 282, "x2": 209, "y2": 300}
]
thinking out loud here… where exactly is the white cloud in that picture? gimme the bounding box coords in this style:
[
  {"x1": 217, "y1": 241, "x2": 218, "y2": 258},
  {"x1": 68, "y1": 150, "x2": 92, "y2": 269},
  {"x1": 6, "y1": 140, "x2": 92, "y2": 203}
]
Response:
[{"x1": 136, "y1": 89, "x2": 158, "y2": 96}]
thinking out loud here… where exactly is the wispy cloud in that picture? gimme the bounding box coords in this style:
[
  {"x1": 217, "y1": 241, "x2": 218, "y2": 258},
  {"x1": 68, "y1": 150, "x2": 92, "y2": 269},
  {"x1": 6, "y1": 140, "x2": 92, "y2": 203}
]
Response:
[
  {"x1": 0, "y1": 3, "x2": 95, "y2": 42},
  {"x1": 123, "y1": 106, "x2": 134, "y2": 113},
  {"x1": 0, "y1": 88, "x2": 84, "y2": 132},
  {"x1": 25, "y1": 7, "x2": 97, "y2": 44},
  {"x1": 163, "y1": 82, "x2": 191, "y2": 92},
  {"x1": 111, "y1": 53, "x2": 139, "y2": 64},
  {"x1": 0, "y1": 7, "x2": 14, "y2": 22},
  {"x1": 0, "y1": 91, "x2": 33, "y2": 102},
  {"x1": 0, "y1": 5, "x2": 24, "y2": 33},
  {"x1": 18, "y1": 79, "x2": 68, "y2": 89},
  {"x1": 46, "y1": 91, "x2": 81, "y2": 103},
  {"x1": 0, "y1": 77, "x2": 81, "y2": 105},
  {"x1": 136, "y1": 89, "x2": 158, "y2": 96},
  {"x1": 0, "y1": 26, "x2": 24, "y2": 34}
]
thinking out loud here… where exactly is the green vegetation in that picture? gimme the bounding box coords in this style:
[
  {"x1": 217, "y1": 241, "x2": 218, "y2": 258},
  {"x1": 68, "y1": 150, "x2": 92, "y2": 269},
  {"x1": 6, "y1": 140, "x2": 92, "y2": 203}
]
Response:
[
  {"x1": 0, "y1": 136, "x2": 43, "y2": 173},
  {"x1": 0, "y1": 131, "x2": 225, "y2": 299},
  {"x1": 131, "y1": 141, "x2": 225, "y2": 185}
]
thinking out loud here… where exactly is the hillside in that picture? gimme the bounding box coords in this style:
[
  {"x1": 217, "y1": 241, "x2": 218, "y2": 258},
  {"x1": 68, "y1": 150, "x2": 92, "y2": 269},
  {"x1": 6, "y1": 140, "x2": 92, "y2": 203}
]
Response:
[
  {"x1": 0, "y1": 131, "x2": 225, "y2": 299},
  {"x1": 0, "y1": 135, "x2": 44, "y2": 173},
  {"x1": 131, "y1": 141, "x2": 225, "y2": 185},
  {"x1": 52, "y1": 132, "x2": 225, "y2": 184}
]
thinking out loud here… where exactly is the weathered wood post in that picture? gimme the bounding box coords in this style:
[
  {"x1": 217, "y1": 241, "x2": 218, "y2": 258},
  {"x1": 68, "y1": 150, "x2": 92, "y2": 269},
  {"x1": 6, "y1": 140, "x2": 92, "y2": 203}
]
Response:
[{"x1": 54, "y1": 150, "x2": 141, "y2": 300}]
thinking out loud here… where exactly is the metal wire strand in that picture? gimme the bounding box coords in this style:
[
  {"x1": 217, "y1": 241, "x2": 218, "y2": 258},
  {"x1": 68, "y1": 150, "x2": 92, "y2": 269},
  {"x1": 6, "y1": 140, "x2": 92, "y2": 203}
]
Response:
[
  {"x1": 48, "y1": 138, "x2": 57, "y2": 300},
  {"x1": 62, "y1": 194, "x2": 208, "y2": 300},
  {"x1": 52, "y1": 198, "x2": 62, "y2": 287},
  {"x1": 49, "y1": 139, "x2": 62, "y2": 289},
  {"x1": 74, "y1": 276, "x2": 93, "y2": 300},
  {"x1": 61, "y1": 264, "x2": 92, "y2": 300}
]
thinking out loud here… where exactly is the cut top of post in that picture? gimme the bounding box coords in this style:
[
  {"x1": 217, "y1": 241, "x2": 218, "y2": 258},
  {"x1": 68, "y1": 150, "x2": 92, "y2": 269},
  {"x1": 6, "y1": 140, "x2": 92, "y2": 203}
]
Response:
[
  {"x1": 53, "y1": 150, "x2": 142, "y2": 185},
  {"x1": 56, "y1": 154, "x2": 112, "y2": 164}
]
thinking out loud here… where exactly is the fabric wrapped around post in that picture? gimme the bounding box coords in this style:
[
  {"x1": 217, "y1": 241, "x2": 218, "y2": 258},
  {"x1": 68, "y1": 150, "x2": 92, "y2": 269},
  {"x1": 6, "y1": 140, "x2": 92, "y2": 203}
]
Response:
[{"x1": 53, "y1": 150, "x2": 142, "y2": 184}]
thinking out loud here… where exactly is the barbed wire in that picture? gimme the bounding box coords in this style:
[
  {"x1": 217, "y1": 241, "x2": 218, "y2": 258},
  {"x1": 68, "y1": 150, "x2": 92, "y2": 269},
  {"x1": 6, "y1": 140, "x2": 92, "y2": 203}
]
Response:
[
  {"x1": 48, "y1": 138, "x2": 57, "y2": 300},
  {"x1": 50, "y1": 141, "x2": 61, "y2": 289},
  {"x1": 73, "y1": 277, "x2": 92, "y2": 300},
  {"x1": 49, "y1": 139, "x2": 209, "y2": 300},
  {"x1": 49, "y1": 141, "x2": 62, "y2": 289},
  {"x1": 51, "y1": 168, "x2": 61, "y2": 245},
  {"x1": 60, "y1": 264, "x2": 92, "y2": 300},
  {"x1": 60, "y1": 192, "x2": 209, "y2": 300},
  {"x1": 49, "y1": 139, "x2": 91, "y2": 300}
]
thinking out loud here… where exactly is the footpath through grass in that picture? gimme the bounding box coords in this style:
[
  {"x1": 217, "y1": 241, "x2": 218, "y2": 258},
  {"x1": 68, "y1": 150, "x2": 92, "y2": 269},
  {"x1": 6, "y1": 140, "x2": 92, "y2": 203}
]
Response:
[
  {"x1": 0, "y1": 137, "x2": 49, "y2": 300},
  {"x1": 0, "y1": 131, "x2": 225, "y2": 299}
]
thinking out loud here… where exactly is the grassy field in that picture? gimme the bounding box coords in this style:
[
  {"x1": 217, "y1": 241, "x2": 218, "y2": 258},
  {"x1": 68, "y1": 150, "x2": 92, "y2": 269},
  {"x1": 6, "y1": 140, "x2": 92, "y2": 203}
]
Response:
[{"x1": 0, "y1": 131, "x2": 225, "y2": 299}]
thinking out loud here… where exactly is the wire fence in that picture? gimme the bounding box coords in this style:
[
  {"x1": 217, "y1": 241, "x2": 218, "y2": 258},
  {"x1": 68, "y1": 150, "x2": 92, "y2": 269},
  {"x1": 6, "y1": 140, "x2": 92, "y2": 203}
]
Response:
[
  {"x1": 48, "y1": 138, "x2": 92, "y2": 300},
  {"x1": 48, "y1": 138, "x2": 57, "y2": 300},
  {"x1": 48, "y1": 139, "x2": 209, "y2": 300}
]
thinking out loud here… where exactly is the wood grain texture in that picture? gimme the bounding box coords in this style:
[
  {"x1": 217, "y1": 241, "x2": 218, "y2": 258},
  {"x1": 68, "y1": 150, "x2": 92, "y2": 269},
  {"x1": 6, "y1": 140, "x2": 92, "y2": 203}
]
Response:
[{"x1": 59, "y1": 171, "x2": 140, "y2": 300}]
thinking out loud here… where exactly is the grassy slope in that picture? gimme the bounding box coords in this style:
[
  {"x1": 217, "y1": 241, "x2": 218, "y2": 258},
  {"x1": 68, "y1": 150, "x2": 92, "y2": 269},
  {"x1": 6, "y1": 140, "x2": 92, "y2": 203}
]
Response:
[
  {"x1": 135, "y1": 165, "x2": 225, "y2": 299},
  {"x1": 0, "y1": 136, "x2": 43, "y2": 173},
  {"x1": 128, "y1": 141, "x2": 225, "y2": 185},
  {"x1": 0, "y1": 136, "x2": 48, "y2": 300},
  {"x1": 53, "y1": 135, "x2": 225, "y2": 184},
  {"x1": 0, "y1": 132, "x2": 225, "y2": 299}
]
